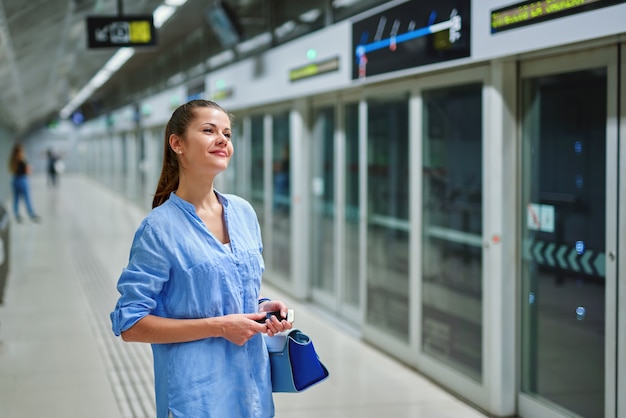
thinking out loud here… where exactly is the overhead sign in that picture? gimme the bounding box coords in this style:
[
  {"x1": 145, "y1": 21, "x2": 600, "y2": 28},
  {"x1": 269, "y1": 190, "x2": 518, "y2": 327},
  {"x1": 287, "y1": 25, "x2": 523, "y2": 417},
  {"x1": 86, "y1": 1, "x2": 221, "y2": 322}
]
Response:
[
  {"x1": 86, "y1": 15, "x2": 157, "y2": 48},
  {"x1": 351, "y1": 0, "x2": 471, "y2": 80},
  {"x1": 491, "y1": 0, "x2": 626, "y2": 33},
  {"x1": 289, "y1": 57, "x2": 340, "y2": 82}
]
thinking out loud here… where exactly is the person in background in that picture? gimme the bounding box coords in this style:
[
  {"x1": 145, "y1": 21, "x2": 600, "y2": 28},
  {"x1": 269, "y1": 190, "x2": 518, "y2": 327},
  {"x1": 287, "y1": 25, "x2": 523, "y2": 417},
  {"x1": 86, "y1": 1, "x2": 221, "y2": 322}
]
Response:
[
  {"x1": 110, "y1": 99, "x2": 292, "y2": 418},
  {"x1": 46, "y1": 148, "x2": 59, "y2": 187},
  {"x1": 8, "y1": 143, "x2": 40, "y2": 223}
]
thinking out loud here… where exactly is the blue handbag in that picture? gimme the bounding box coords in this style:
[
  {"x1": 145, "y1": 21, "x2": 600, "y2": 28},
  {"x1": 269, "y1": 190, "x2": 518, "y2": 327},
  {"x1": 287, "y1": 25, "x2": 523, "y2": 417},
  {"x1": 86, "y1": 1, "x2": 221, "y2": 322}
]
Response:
[{"x1": 264, "y1": 329, "x2": 329, "y2": 392}]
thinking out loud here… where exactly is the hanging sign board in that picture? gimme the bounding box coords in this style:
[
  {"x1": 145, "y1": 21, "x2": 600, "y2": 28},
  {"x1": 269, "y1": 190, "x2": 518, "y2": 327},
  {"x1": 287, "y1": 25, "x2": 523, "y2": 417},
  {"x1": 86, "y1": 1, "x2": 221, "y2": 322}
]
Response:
[{"x1": 86, "y1": 15, "x2": 157, "y2": 48}]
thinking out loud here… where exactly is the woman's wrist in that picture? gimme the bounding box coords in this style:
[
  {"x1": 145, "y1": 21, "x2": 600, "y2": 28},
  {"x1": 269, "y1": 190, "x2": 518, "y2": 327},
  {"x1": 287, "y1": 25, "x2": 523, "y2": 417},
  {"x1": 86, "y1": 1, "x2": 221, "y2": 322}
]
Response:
[{"x1": 258, "y1": 297, "x2": 271, "y2": 309}]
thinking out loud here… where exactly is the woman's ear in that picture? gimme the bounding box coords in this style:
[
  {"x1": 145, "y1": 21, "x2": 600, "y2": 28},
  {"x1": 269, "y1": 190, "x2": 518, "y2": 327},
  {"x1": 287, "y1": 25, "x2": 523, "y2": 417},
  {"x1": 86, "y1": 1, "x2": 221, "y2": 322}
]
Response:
[{"x1": 169, "y1": 134, "x2": 182, "y2": 154}]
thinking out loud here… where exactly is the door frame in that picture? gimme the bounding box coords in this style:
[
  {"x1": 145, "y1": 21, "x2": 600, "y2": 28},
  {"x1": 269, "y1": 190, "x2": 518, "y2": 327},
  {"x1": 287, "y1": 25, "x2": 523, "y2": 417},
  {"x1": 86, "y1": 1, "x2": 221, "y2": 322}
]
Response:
[
  {"x1": 617, "y1": 42, "x2": 626, "y2": 418},
  {"x1": 517, "y1": 45, "x2": 619, "y2": 418},
  {"x1": 308, "y1": 92, "x2": 365, "y2": 325},
  {"x1": 409, "y1": 64, "x2": 517, "y2": 415}
]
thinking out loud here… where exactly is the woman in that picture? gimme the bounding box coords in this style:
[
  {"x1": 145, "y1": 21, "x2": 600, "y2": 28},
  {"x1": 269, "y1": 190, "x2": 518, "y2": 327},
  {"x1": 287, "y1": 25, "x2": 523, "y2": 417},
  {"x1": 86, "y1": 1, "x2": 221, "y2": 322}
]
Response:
[
  {"x1": 110, "y1": 100, "x2": 292, "y2": 418},
  {"x1": 8, "y1": 143, "x2": 40, "y2": 222}
]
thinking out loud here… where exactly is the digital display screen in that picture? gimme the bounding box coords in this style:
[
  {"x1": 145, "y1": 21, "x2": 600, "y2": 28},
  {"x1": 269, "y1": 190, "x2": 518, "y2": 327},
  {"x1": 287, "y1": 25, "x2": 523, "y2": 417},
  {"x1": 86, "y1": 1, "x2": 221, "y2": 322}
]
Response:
[
  {"x1": 87, "y1": 16, "x2": 156, "y2": 48},
  {"x1": 351, "y1": 0, "x2": 471, "y2": 80},
  {"x1": 491, "y1": 0, "x2": 626, "y2": 33}
]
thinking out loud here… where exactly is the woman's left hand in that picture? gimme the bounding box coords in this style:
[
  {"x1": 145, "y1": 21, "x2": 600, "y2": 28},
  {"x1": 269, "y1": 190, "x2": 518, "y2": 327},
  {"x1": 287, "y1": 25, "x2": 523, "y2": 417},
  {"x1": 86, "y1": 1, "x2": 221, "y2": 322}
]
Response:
[{"x1": 259, "y1": 300, "x2": 293, "y2": 337}]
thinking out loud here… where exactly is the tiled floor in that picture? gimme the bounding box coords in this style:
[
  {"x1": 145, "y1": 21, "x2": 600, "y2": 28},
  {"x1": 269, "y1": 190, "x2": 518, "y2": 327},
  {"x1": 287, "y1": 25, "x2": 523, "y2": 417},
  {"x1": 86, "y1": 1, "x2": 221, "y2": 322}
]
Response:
[{"x1": 0, "y1": 174, "x2": 489, "y2": 418}]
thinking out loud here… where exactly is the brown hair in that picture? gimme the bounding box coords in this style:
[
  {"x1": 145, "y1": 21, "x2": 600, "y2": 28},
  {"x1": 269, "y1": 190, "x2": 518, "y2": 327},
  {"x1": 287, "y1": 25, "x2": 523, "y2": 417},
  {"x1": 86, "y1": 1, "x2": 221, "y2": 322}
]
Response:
[
  {"x1": 8, "y1": 143, "x2": 25, "y2": 174},
  {"x1": 152, "y1": 99, "x2": 231, "y2": 208}
]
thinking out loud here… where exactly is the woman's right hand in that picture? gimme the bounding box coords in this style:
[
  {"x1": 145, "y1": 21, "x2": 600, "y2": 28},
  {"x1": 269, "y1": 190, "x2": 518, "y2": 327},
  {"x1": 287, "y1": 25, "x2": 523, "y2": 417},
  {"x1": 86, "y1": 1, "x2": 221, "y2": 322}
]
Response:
[{"x1": 219, "y1": 313, "x2": 269, "y2": 346}]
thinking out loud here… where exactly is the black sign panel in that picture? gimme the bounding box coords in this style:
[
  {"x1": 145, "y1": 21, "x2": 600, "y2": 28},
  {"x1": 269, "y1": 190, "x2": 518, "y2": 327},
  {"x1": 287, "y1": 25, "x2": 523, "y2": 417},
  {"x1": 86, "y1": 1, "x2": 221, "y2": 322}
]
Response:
[
  {"x1": 351, "y1": 0, "x2": 471, "y2": 80},
  {"x1": 86, "y1": 15, "x2": 157, "y2": 48},
  {"x1": 491, "y1": 0, "x2": 626, "y2": 33}
]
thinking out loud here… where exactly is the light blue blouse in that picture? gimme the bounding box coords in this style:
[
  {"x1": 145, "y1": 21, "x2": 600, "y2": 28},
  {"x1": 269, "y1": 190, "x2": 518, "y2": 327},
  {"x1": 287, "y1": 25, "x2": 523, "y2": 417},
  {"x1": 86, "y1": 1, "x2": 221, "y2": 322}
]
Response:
[{"x1": 110, "y1": 191, "x2": 273, "y2": 418}]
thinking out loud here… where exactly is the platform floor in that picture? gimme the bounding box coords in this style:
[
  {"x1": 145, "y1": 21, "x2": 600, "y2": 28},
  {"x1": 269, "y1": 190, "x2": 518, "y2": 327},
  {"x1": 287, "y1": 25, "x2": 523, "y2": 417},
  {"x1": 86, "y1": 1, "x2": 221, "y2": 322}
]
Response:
[{"x1": 0, "y1": 174, "x2": 489, "y2": 418}]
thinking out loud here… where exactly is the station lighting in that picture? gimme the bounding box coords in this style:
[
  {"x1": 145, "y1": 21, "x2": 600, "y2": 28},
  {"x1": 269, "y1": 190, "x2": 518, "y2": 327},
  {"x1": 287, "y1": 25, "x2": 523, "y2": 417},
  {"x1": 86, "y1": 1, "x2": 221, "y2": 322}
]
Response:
[
  {"x1": 153, "y1": 5, "x2": 176, "y2": 28},
  {"x1": 59, "y1": 0, "x2": 188, "y2": 121}
]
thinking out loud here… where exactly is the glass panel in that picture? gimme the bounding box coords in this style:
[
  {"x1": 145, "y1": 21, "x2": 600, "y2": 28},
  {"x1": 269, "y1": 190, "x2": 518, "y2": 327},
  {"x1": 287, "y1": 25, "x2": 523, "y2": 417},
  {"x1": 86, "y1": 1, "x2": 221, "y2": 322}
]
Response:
[
  {"x1": 366, "y1": 95, "x2": 409, "y2": 342},
  {"x1": 344, "y1": 103, "x2": 360, "y2": 308},
  {"x1": 272, "y1": 112, "x2": 291, "y2": 279},
  {"x1": 520, "y1": 69, "x2": 606, "y2": 417},
  {"x1": 421, "y1": 84, "x2": 483, "y2": 382},
  {"x1": 221, "y1": 118, "x2": 241, "y2": 195},
  {"x1": 138, "y1": 130, "x2": 147, "y2": 203},
  {"x1": 250, "y1": 115, "x2": 265, "y2": 237},
  {"x1": 112, "y1": 136, "x2": 123, "y2": 193},
  {"x1": 311, "y1": 107, "x2": 335, "y2": 293},
  {"x1": 153, "y1": 127, "x2": 164, "y2": 197}
]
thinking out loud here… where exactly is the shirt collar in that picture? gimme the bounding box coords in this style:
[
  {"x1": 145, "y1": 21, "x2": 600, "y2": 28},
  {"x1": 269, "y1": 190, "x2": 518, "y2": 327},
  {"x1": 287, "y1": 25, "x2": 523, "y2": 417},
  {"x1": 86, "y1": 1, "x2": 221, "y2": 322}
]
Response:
[{"x1": 168, "y1": 190, "x2": 230, "y2": 215}]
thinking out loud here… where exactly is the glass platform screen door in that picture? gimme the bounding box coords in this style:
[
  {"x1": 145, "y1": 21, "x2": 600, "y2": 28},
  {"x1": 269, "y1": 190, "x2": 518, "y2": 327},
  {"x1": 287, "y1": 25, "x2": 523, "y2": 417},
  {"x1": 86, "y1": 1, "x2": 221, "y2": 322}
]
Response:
[
  {"x1": 518, "y1": 47, "x2": 619, "y2": 418},
  {"x1": 416, "y1": 66, "x2": 490, "y2": 408}
]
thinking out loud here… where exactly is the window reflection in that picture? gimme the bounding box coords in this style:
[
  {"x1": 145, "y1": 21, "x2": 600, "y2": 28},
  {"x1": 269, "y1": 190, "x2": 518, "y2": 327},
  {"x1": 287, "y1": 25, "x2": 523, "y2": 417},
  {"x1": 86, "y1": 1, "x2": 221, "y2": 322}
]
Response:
[
  {"x1": 250, "y1": 115, "x2": 265, "y2": 238},
  {"x1": 344, "y1": 103, "x2": 360, "y2": 308},
  {"x1": 271, "y1": 112, "x2": 291, "y2": 279},
  {"x1": 366, "y1": 96, "x2": 410, "y2": 341},
  {"x1": 421, "y1": 84, "x2": 483, "y2": 382},
  {"x1": 311, "y1": 107, "x2": 335, "y2": 293},
  {"x1": 520, "y1": 70, "x2": 606, "y2": 418}
]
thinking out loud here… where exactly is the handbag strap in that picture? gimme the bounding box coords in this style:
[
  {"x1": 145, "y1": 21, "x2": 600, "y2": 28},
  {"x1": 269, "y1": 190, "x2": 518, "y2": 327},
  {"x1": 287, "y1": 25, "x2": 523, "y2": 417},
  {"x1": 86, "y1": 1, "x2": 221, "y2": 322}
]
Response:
[{"x1": 288, "y1": 329, "x2": 310, "y2": 345}]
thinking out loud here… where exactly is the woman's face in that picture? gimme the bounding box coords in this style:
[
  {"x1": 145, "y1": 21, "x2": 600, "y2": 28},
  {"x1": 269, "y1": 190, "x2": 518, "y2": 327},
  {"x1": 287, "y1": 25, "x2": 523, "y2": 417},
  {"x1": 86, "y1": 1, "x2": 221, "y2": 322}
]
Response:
[{"x1": 177, "y1": 106, "x2": 233, "y2": 176}]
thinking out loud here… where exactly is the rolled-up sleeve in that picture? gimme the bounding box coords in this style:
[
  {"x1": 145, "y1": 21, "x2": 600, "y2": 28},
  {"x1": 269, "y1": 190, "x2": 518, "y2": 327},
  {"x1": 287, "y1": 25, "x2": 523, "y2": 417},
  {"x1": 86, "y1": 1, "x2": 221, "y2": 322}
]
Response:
[{"x1": 111, "y1": 221, "x2": 170, "y2": 336}]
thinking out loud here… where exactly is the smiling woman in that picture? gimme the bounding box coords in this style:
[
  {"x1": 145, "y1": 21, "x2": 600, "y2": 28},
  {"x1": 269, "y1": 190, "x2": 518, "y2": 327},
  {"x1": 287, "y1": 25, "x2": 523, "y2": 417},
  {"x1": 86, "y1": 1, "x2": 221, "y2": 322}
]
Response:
[
  {"x1": 152, "y1": 100, "x2": 233, "y2": 208},
  {"x1": 110, "y1": 99, "x2": 293, "y2": 418}
]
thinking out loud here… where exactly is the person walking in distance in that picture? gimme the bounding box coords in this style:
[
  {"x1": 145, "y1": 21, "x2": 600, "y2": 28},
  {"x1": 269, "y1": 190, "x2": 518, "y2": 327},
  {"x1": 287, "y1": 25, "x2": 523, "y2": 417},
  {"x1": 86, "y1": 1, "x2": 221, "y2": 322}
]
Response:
[
  {"x1": 8, "y1": 144, "x2": 40, "y2": 223},
  {"x1": 46, "y1": 148, "x2": 60, "y2": 187}
]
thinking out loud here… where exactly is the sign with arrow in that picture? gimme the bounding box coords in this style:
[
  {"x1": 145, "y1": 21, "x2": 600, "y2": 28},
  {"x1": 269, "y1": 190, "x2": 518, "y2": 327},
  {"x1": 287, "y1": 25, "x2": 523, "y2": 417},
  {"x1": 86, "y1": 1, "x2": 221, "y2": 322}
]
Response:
[
  {"x1": 351, "y1": 0, "x2": 470, "y2": 79},
  {"x1": 523, "y1": 238, "x2": 605, "y2": 278}
]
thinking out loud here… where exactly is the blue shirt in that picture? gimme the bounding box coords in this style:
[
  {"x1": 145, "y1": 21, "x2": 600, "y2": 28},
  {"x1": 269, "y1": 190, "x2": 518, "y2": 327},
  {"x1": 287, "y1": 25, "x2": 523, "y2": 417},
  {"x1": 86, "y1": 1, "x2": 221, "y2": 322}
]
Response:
[{"x1": 110, "y1": 191, "x2": 274, "y2": 418}]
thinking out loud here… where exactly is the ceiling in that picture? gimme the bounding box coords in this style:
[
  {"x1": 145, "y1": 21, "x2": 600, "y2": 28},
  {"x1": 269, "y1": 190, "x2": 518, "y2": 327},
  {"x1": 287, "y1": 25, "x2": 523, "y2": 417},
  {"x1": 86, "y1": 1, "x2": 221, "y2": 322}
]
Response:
[{"x1": 0, "y1": 0, "x2": 389, "y2": 138}]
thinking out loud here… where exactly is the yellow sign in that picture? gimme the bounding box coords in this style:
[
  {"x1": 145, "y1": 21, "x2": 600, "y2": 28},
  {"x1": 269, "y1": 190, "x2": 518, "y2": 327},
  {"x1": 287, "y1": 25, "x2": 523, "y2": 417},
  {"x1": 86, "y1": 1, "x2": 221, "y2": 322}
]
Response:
[
  {"x1": 491, "y1": 0, "x2": 622, "y2": 33},
  {"x1": 289, "y1": 57, "x2": 340, "y2": 82},
  {"x1": 129, "y1": 21, "x2": 153, "y2": 44}
]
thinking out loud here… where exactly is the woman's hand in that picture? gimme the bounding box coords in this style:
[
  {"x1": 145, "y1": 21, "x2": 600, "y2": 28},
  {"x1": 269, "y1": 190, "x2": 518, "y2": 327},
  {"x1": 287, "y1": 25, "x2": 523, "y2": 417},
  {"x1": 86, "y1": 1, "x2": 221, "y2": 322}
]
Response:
[
  {"x1": 258, "y1": 300, "x2": 293, "y2": 337},
  {"x1": 220, "y1": 313, "x2": 269, "y2": 346}
]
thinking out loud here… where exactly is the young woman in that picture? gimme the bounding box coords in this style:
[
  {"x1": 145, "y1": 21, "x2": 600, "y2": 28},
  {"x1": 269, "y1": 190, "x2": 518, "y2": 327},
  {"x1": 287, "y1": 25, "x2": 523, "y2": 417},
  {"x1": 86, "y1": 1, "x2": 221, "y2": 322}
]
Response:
[
  {"x1": 8, "y1": 143, "x2": 40, "y2": 222},
  {"x1": 110, "y1": 100, "x2": 292, "y2": 418}
]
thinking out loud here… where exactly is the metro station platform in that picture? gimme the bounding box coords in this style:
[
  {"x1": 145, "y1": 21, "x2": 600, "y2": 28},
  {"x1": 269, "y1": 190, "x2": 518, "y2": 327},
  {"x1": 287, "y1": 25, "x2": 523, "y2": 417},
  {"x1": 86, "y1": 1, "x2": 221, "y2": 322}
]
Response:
[{"x1": 0, "y1": 174, "x2": 489, "y2": 417}]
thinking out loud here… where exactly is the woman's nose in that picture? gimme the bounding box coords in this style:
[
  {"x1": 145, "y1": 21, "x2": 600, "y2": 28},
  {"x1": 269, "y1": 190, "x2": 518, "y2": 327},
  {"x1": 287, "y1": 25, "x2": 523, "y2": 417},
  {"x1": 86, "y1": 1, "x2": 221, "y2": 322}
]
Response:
[{"x1": 217, "y1": 133, "x2": 229, "y2": 145}]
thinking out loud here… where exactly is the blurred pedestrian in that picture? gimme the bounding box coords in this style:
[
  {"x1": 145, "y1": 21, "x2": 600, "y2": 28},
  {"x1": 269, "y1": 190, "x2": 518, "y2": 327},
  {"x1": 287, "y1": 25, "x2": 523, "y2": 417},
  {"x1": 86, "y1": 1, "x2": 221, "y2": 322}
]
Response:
[
  {"x1": 8, "y1": 144, "x2": 40, "y2": 223},
  {"x1": 110, "y1": 99, "x2": 292, "y2": 418},
  {"x1": 46, "y1": 148, "x2": 60, "y2": 187}
]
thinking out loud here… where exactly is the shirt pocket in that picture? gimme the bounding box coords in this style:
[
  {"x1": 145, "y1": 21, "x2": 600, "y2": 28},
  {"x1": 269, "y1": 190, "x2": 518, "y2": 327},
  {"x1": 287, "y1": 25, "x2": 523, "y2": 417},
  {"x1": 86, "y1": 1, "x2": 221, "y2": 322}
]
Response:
[
  {"x1": 246, "y1": 249, "x2": 265, "y2": 280},
  {"x1": 165, "y1": 257, "x2": 240, "y2": 318}
]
